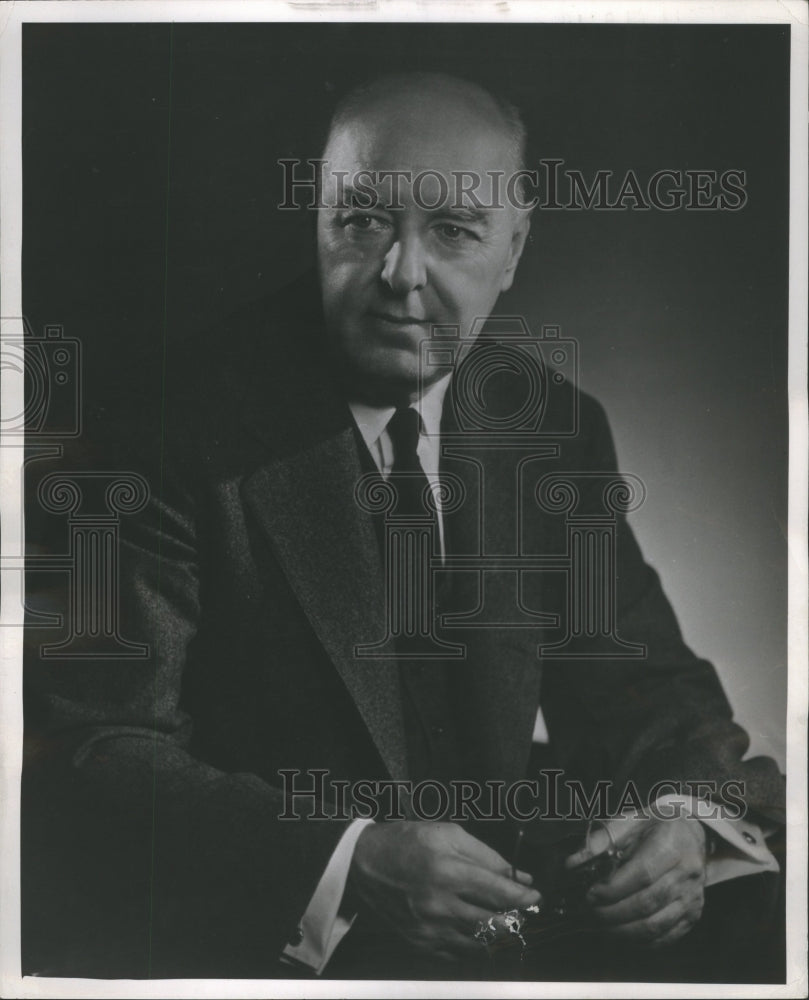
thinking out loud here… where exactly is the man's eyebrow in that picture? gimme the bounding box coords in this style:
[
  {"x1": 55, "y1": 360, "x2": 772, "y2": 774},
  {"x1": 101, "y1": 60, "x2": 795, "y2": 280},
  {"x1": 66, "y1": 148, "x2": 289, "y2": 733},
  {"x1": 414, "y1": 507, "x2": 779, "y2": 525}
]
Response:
[
  {"x1": 333, "y1": 185, "x2": 387, "y2": 210},
  {"x1": 436, "y1": 206, "x2": 492, "y2": 225},
  {"x1": 328, "y1": 188, "x2": 493, "y2": 222}
]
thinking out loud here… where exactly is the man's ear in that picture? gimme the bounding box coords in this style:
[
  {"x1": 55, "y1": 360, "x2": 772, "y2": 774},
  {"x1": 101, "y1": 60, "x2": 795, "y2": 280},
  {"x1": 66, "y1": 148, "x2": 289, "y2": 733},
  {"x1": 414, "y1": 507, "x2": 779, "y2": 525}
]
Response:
[{"x1": 499, "y1": 209, "x2": 533, "y2": 293}]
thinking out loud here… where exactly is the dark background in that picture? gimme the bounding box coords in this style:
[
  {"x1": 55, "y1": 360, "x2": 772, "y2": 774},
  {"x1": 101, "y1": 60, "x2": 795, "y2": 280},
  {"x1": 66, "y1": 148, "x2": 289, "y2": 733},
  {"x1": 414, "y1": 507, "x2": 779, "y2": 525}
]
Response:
[{"x1": 22, "y1": 22, "x2": 789, "y2": 766}]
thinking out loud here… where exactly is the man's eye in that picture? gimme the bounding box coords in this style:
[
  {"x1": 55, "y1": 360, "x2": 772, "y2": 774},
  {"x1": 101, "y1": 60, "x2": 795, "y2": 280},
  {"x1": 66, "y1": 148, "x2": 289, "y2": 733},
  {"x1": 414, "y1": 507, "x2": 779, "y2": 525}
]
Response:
[
  {"x1": 436, "y1": 223, "x2": 474, "y2": 242},
  {"x1": 341, "y1": 214, "x2": 388, "y2": 233}
]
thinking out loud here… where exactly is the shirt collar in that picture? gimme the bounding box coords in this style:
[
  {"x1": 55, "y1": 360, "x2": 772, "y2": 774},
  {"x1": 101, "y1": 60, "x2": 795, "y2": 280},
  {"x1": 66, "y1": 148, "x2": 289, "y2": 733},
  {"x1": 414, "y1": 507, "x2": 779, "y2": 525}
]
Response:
[{"x1": 348, "y1": 374, "x2": 452, "y2": 453}]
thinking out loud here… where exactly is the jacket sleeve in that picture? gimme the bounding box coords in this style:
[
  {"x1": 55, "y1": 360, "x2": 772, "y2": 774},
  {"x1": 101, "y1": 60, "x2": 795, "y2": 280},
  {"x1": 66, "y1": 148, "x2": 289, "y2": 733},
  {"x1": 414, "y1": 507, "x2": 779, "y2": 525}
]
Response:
[
  {"x1": 537, "y1": 394, "x2": 785, "y2": 826},
  {"x1": 22, "y1": 399, "x2": 351, "y2": 979}
]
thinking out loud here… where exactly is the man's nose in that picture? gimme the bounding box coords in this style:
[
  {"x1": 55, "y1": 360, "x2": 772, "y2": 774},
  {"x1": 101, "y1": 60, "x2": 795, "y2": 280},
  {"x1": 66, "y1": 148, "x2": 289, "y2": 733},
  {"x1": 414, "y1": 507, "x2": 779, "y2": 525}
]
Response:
[{"x1": 380, "y1": 236, "x2": 427, "y2": 294}]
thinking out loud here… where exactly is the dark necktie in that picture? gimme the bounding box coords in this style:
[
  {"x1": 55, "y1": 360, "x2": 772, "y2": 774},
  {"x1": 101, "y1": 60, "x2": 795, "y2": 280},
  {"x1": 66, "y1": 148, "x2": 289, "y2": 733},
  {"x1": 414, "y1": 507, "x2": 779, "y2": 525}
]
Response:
[{"x1": 387, "y1": 406, "x2": 433, "y2": 521}]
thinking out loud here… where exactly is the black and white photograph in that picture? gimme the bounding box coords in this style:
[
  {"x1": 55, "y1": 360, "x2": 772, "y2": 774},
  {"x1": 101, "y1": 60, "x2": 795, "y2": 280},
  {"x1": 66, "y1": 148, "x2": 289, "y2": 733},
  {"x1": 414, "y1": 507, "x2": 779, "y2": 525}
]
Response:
[{"x1": 1, "y1": 2, "x2": 806, "y2": 996}]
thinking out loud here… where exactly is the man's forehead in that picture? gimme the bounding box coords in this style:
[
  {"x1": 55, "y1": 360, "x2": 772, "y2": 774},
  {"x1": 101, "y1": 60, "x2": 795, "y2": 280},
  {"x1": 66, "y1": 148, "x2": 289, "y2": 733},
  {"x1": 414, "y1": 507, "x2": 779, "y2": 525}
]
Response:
[
  {"x1": 322, "y1": 119, "x2": 519, "y2": 213},
  {"x1": 324, "y1": 112, "x2": 515, "y2": 177}
]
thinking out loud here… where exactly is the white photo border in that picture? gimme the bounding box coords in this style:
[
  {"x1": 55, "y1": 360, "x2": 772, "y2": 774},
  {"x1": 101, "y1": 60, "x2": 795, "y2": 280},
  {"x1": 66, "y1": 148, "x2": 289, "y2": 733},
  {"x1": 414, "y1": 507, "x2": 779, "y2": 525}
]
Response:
[{"x1": 1, "y1": 3, "x2": 806, "y2": 998}]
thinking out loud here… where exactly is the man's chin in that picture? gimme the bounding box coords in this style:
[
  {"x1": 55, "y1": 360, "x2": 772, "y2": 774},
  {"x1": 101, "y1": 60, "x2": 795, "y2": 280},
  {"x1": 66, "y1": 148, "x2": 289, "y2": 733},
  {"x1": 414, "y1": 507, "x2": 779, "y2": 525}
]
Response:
[{"x1": 338, "y1": 353, "x2": 434, "y2": 406}]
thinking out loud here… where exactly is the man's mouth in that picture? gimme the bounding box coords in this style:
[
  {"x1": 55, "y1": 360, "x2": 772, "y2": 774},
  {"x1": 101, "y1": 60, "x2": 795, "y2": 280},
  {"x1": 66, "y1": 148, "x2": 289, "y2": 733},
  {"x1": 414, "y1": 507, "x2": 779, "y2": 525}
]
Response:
[{"x1": 370, "y1": 311, "x2": 431, "y2": 327}]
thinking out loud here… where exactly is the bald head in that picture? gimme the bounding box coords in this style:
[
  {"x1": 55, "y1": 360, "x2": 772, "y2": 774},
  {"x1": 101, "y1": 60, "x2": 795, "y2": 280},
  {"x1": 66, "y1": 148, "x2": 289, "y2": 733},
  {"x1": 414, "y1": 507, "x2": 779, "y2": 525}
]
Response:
[
  {"x1": 325, "y1": 72, "x2": 526, "y2": 176},
  {"x1": 324, "y1": 72, "x2": 526, "y2": 179}
]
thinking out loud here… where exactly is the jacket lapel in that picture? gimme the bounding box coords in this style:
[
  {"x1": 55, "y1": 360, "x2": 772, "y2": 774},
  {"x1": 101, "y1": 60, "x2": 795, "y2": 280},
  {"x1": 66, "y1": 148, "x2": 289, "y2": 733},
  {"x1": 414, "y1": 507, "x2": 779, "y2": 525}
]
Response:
[{"x1": 242, "y1": 428, "x2": 409, "y2": 781}]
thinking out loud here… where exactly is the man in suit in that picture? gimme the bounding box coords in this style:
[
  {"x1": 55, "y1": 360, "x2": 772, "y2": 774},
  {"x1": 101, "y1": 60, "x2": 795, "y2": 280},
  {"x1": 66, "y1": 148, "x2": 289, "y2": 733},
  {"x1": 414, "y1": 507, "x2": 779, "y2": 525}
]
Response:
[{"x1": 22, "y1": 71, "x2": 784, "y2": 982}]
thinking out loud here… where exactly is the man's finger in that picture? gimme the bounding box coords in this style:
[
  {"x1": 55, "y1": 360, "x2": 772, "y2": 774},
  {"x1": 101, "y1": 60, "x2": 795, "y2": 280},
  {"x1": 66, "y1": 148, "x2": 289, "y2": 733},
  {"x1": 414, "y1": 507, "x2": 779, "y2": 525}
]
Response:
[
  {"x1": 454, "y1": 860, "x2": 542, "y2": 911},
  {"x1": 648, "y1": 916, "x2": 696, "y2": 949},
  {"x1": 586, "y1": 834, "x2": 680, "y2": 904},
  {"x1": 440, "y1": 928, "x2": 490, "y2": 956},
  {"x1": 451, "y1": 826, "x2": 531, "y2": 881},
  {"x1": 444, "y1": 901, "x2": 502, "y2": 954},
  {"x1": 589, "y1": 868, "x2": 682, "y2": 925},
  {"x1": 450, "y1": 899, "x2": 501, "y2": 930},
  {"x1": 412, "y1": 904, "x2": 495, "y2": 958},
  {"x1": 606, "y1": 896, "x2": 689, "y2": 942},
  {"x1": 397, "y1": 915, "x2": 479, "y2": 959},
  {"x1": 415, "y1": 924, "x2": 483, "y2": 958},
  {"x1": 565, "y1": 815, "x2": 648, "y2": 868}
]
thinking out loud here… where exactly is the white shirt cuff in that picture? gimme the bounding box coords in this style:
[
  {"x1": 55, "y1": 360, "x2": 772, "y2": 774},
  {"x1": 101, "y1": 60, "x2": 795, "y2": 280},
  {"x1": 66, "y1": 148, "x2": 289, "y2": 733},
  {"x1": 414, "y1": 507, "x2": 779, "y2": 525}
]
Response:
[
  {"x1": 652, "y1": 794, "x2": 779, "y2": 887},
  {"x1": 281, "y1": 818, "x2": 374, "y2": 975}
]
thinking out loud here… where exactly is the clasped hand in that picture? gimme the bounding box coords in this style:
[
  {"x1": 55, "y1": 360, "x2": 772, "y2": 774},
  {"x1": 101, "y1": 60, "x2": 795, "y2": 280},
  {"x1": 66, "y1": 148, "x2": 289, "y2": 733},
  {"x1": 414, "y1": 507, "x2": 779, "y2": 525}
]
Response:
[
  {"x1": 348, "y1": 821, "x2": 540, "y2": 961},
  {"x1": 566, "y1": 813, "x2": 708, "y2": 947},
  {"x1": 349, "y1": 815, "x2": 707, "y2": 960}
]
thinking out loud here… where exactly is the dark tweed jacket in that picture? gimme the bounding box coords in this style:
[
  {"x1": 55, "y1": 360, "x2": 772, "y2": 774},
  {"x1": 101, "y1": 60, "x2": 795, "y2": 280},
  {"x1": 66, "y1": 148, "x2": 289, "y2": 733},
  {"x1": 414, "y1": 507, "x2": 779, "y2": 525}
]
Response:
[{"x1": 22, "y1": 275, "x2": 785, "y2": 978}]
